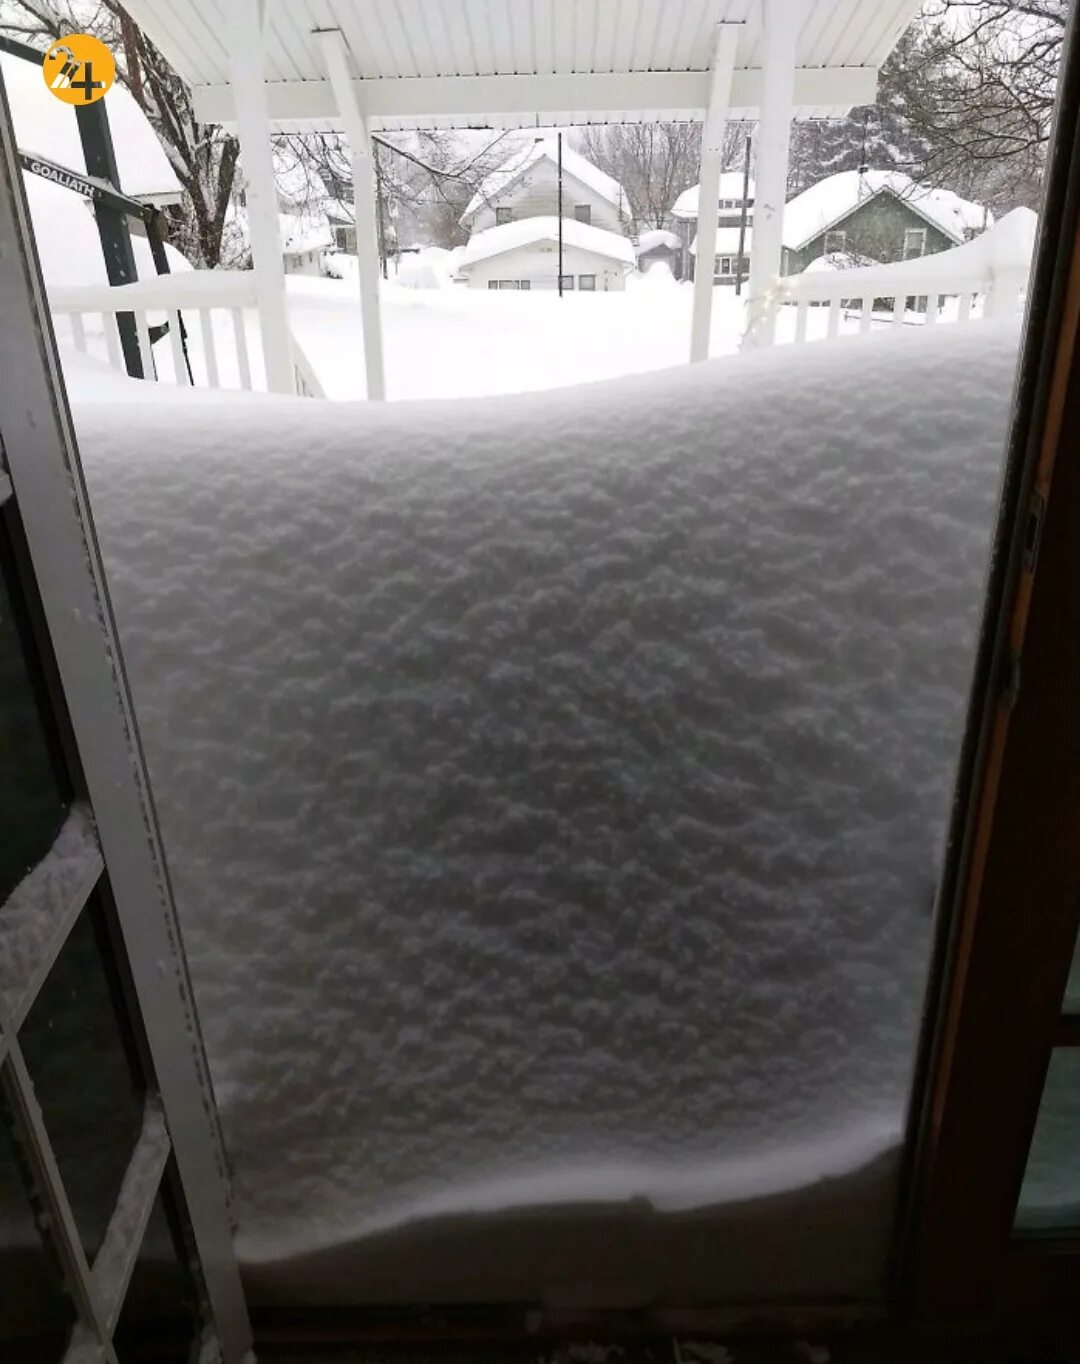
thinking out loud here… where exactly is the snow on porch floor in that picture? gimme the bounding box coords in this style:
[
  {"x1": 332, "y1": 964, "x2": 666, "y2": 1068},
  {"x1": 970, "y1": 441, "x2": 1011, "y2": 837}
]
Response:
[{"x1": 63, "y1": 318, "x2": 1022, "y2": 1306}]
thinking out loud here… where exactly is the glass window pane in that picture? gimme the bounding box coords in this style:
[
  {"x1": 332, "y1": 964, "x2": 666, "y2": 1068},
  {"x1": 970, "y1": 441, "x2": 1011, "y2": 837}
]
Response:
[
  {"x1": 0, "y1": 526, "x2": 69, "y2": 904},
  {"x1": 114, "y1": 1181, "x2": 198, "y2": 1363},
  {"x1": 19, "y1": 899, "x2": 145, "y2": 1263},
  {"x1": 1015, "y1": 1048, "x2": 1080, "y2": 1234},
  {"x1": 0, "y1": 1098, "x2": 75, "y2": 1362}
]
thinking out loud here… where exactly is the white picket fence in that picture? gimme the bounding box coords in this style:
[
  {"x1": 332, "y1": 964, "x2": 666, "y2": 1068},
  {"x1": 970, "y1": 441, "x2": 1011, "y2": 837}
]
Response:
[
  {"x1": 755, "y1": 206, "x2": 1037, "y2": 348},
  {"x1": 49, "y1": 270, "x2": 325, "y2": 397}
]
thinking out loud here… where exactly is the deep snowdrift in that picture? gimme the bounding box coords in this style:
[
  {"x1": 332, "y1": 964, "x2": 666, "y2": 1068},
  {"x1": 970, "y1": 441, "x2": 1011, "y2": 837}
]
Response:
[{"x1": 68, "y1": 321, "x2": 1019, "y2": 1303}]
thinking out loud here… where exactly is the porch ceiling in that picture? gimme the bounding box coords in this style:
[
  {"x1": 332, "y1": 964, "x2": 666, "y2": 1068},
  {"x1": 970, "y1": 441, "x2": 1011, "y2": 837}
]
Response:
[{"x1": 119, "y1": 0, "x2": 922, "y2": 129}]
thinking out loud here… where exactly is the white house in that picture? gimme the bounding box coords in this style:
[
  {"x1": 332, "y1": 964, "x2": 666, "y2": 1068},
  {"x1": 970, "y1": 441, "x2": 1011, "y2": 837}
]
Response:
[
  {"x1": 458, "y1": 216, "x2": 635, "y2": 291},
  {"x1": 461, "y1": 135, "x2": 629, "y2": 236},
  {"x1": 675, "y1": 171, "x2": 755, "y2": 284}
]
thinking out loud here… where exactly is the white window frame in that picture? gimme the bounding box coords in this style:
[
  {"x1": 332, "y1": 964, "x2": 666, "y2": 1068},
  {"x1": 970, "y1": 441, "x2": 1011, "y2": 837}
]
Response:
[
  {"x1": 578, "y1": 273, "x2": 597, "y2": 291},
  {"x1": 715, "y1": 255, "x2": 733, "y2": 277},
  {"x1": 560, "y1": 274, "x2": 575, "y2": 290},
  {"x1": 824, "y1": 228, "x2": 847, "y2": 254},
  {"x1": 904, "y1": 226, "x2": 928, "y2": 259},
  {"x1": 495, "y1": 205, "x2": 513, "y2": 225},
  {"x1": 0, "y1": 72, "x2": 251, "y2": 1364}
]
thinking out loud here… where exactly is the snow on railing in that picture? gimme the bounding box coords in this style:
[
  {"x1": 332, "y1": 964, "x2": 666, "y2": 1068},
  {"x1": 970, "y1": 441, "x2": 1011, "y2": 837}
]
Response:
[
  {"x1": 48, "y1": 270, "x2": 324, "y2": 398},
  {"x1": 755, "y1": 207, "x2": 1037, "y2": 348}
]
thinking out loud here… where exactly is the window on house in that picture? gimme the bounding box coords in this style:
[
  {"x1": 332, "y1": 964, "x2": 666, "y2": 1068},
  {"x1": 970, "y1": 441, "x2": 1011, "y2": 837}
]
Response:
[
  {"x1": 560, "y1": 275, "x2": 575, "y2": 291},
  {"x1": 519, "y1": 280, "x2": 531, "y2": 290},
  {"x1": 824, "y1": 229, "x2": 847, "y2": 254},
  {"x1": 495, "y1": 206, "x2": 513, "y2": 225},
  {"x1": 574, "y1": 204, "x2": 591, "y2": 224},
  {"x1": 904, "y1": 227, "x2": 928, "y2": 259},
  {"x1": 715, "y1": 256, "x2": 733, "y2": 278},
  {"x1": 578, "y1": 274, "x2": 596, "y2": 291}
]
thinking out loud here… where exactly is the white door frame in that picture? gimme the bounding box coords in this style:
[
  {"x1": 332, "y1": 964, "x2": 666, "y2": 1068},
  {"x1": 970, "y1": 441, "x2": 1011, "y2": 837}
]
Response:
[{"x1": 0, "y1": 67, "x2": 252, "y2": 1364}]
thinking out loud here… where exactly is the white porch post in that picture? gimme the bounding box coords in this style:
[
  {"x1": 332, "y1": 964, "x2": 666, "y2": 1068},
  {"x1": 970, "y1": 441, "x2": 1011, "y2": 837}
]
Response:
[
  {"x1": 745, "y1": 0, "x2": 800, "y2": 344},
  {"x1": 318, "y1": 29, "x2": 386, "y2": 401},
  {"x1": 229, "y1": 0, "x2": 294, "y2": 394},
  {"x1": 690, "y1": 24, "x2": 739, "y2": 363}
]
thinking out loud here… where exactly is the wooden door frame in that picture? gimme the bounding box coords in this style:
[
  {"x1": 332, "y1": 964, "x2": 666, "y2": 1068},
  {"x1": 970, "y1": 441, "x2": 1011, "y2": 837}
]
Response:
[{"x1": 900, "y1": 1, "x2": 1080, "y2": 1326}]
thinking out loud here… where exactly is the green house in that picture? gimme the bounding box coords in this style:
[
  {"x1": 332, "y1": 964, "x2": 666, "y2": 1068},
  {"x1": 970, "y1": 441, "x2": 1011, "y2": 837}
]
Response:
[{"x1": 781, "y1": 170, "x2": 990, "y2": 276}]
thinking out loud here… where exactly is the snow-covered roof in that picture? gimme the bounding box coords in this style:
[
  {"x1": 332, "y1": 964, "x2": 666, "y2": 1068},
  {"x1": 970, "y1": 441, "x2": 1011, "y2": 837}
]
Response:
[
  {"x1": 782, "y1": 171, "x2": 991, "y2": 251},
  {"x1": 324, "y1": 196, "x2": 354, "y2": 226},
  {"x1": 462, "y1": 136, "x2": 626, "y2": 224},
  {"x1": 672, "y1": 174, "x2": 755, "y2": 221},
  {"x1": 2, "y1": 50, "x2": 182, "y2": 205},
  {"x1": 274, "y1": 148, "x2": 330, "y2": 213},
  {"x1": 636, "y1": 229, "x2": 681, "y2": 255},
  {"x1": 280, "y1": 212, "x2": 333, "y2": 255},
  {"x1": 690, "y1": 226, "x2": 754, "y2": 256},
  {"x1": 460, "y1": 217, "x2": 636, "y2": 268}
]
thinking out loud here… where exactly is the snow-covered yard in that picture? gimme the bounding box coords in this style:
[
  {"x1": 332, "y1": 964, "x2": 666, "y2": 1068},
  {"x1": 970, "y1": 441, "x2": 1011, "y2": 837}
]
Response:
[
  {"x1": 63, "y1": 316, "x2": 1020, "y2": 1306},
  {"x1": 52, "y1": 263, "x2": 987, "y2": 405}
]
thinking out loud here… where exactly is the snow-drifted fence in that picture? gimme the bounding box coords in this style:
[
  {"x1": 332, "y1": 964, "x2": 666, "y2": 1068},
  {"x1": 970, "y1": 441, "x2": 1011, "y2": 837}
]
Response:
[
  {"x1": 756, "y1": 207, "x2": 1037, "y2": 348},
  {"x1": 48, "y1": 270, "x2": 325, "y2": 398}
]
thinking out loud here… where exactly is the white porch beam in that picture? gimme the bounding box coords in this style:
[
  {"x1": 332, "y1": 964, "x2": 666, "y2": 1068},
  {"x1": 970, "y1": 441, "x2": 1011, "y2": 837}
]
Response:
[
  {"x1": 745, "y1": 0, "x2": 802, "y2": 345},
  {"x1": 317, "y1": 29, "x2": 386, "y2": 402},
  {"x1": 192, "y1": 66, "x2": 878, "y2": 127},
  {"x1": 690, "y1": 25, "x2": 739, "y2": 364},
  {"x1": 229, "y1": 0, "x2": 294, "y2": 393}
]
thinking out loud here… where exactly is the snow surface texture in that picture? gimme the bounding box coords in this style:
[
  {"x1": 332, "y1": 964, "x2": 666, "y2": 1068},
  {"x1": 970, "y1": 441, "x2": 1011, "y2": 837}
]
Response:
[
  {"x1": 0, "y1": 805, "x2": 101, "y2": 1018},
  {"x1": 69, "y1": 320, "x2": 1019, "y2": 1304}
]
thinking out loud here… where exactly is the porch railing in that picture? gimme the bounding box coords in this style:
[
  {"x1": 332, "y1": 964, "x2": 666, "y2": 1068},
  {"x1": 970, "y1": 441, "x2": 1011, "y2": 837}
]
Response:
[
  {"x1": 48, "y1": 270, "x2": 325, "y2": 398},
  {"x1": 754, "y1": 207, "x2": 1037, "y2": 348}
]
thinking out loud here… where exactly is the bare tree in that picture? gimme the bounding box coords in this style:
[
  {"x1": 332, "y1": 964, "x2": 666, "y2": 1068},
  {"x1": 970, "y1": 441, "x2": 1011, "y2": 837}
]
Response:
[
  {"x1": 573, "y1": 122, "x2": 751, "y2": 230},
  {"x1": 0, "y1": 0, "x2": 243, "y2": 265},
  {"x1": 276, "y1": 128, "x2": 516, "y2": 256},
  {"x1": 888, "y1": 1, "x2": 1066, "y2": 211}
]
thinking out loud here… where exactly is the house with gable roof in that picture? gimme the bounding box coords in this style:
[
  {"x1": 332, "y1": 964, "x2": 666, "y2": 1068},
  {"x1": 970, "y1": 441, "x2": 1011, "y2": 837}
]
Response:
[
  {"x1": 779, "y1": 170, "x2": 991, "y2": 274},
  {"x1": 460, "y1": 135, "x2": 630, "y2": 237}
]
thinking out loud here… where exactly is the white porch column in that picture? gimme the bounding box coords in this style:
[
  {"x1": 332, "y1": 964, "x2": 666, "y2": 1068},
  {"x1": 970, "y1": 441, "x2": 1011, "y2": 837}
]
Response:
[
  {"x1": 690, "y1": 24, "x2": 739, "y2": 363},
  {"x1": 318, "y1": 29, "x2": 386, "y2": 401},
  {"x1": 229, "y1": 0, "x2": 294, "y2": 394},
  {"x1": 745, "y1": 0, "x2": 800, "y2": 345}
]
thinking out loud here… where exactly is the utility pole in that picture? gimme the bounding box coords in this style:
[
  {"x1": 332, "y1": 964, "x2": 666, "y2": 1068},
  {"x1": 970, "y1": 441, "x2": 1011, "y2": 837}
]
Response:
[
  {"x1": 557, "y1": 131, "x2": 564, "y2": 297},
  {"x1": 735, "y1": 132, "x2": 752, "y2": 296}
]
